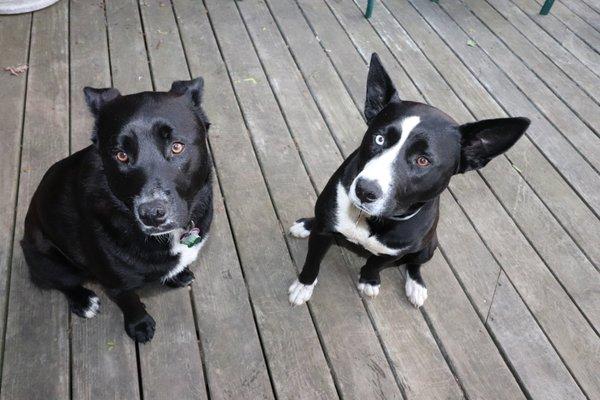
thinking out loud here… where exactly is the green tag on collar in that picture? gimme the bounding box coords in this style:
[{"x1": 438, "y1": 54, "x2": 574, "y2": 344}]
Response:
[{"x1": 180, "y1": 228, "x2": 201, "y2": 248}]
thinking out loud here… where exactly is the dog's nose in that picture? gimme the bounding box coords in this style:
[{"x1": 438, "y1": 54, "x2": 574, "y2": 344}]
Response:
[
  {"x1": 355, "y1": 178, "x2": 382, "y2": 204},
  {"x1": 137, "y1": 200, "x2": 168, "y2": 227}
]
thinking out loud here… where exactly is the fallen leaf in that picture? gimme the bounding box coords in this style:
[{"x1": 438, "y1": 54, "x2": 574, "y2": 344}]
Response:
[
  {"x1": 107, "y1": 340, "x2": 116, "y2": 350},
  {"x1": 4, "y1": 64, "x2": 28, "y2": 76},
  {"x1": 511, "y1": 164, "x2": 523, "y2": 173},
  {"x1": 466, "y1": 39, "x2": 477, "y2": 47},
  {"x1": 243, "y1": 77, "x2": 257, "y2": 84}
]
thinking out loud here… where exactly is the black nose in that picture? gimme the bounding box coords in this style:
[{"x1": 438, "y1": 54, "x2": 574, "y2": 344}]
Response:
[
  {"x1": 355, "y1": 178, "x2": 382, "y2": 204},
  {"x1": 137, "y1": 200, "x2": 168, "y2": 227}
]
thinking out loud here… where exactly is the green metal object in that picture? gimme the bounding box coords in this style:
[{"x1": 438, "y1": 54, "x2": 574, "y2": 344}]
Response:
[
  {"x1": 539, "y1": 0, "x2": 555, "y2": 15},
  {"x1": 365, "y1": 0, "x2": 375, "y2": 18}
]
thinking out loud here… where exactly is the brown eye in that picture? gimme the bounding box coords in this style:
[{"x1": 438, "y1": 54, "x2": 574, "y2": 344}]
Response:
[
  {"x1": 115, "y1": 151, "x2": 129, "y2": 163},
  {"x1": 416, "y1": 156, "x2": 431, "y2": 167},
  {"x1": 171, "y1": 142, "x2": 185, "y2": 154}
]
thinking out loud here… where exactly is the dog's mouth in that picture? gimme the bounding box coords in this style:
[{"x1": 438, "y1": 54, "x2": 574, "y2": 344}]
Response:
[{"x1": 139, "y1": 223, "x2": 178, "y2": 236}]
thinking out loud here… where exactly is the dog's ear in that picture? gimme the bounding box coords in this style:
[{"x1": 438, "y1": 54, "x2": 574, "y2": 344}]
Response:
[
  {"x1": 365, "y1": 53, "x2": 401, "y2": 124},
  {"x1": 457, "y1": 117, "x2": 530, "y2": 173},
  {"x1": 83, "y1": 87, "x2": 121, "y2": 117},
  {"x1": 170, "y1": 77, "x2": 204, "y2": 107}
]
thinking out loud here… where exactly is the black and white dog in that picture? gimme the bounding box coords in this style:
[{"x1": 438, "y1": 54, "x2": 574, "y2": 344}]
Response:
[
  {"x1": 288, "y1": 54, "x2": 529, "y2": 307},
  {"x1": 21, "y1": 78, "x2": 212, "y2": 342}
]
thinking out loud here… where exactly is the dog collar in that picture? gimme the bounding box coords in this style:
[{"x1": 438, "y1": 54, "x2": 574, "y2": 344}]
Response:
[
  {"x1": 180, "y1": 221, "x2": 202, "y2": 248},
  {"x1": 390, "y1": 205, "x2": 423, "y2": 221}
]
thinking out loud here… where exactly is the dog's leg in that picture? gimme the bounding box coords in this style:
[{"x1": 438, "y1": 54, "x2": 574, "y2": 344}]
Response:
[
  {"x1": 289, "y1": 232, "x2": 332, "y2": 306},
  {"x1": 358, "y1": 255, "x2": 396, "y2": 298},
  {"x1": 405, "y1": 263, "x2": 427, "y2": 307},
  {"x1": 108, "y1": 289, "x2": 156, "y2": 343},
  {"x1": 289, "y1": 217, "x2": 313, "y2": 238},
  {"x1": 22, "y1": 242, "x2": 101, "y2": 318},
  {"x1": 164, "y1": 266, "x2": 195, "y2": 288}
]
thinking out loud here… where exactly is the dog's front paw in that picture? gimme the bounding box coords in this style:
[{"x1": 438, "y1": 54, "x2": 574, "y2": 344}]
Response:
[
  {"x1": 288, "y1": 279, "x2": 317, "y2": 306},
  {"x1": 125, "y1": 313, "x2": 156, "y2": 343},
  {"x1": 357, "y1": 282, "x2": 380, "y2": 298},
  {"x1": 405, "y1": 276, "x2": 427, "y2": 308},
  {"x1": 164, "y1": 267, "x2": 195, "y2": 288},
  {"x1": 289, "y1": 219, "x2": 311, "y2": 238},
  {"x1": 69, "y1": 289, "x2": 101, "y2": 319}
]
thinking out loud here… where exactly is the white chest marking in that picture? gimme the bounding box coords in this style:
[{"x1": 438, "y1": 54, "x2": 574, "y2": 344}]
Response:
[
  {"x1": 334, "y1": 183, "x2": 401, "y2": 256},
  {"x1": 162, "y1": 231, "x2": 207, "y2": 282}
]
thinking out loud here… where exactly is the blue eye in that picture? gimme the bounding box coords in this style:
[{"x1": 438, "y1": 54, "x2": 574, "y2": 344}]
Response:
[{"x1": 375, "y1": 135, "x2": 385, "y2": 145}]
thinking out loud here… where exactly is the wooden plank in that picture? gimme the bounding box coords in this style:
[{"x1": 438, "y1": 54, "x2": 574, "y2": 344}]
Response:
[
  {"x1": 1, "y1": 3, "x2": 70, "y2": 399},
  {"x1": 530, "y1": 0, "x2": 600, "y2": 52},
  {"x1": 547, "y1": 0, "x2": 600, "y2": 30},
  {"x1": 296, "y1": 1, "x2": 595, "y2": 398},
  {"x1": 435, "y1": 0, "x2": 600, "y2": 171},
  {"x1": 508, "y1": 0, "x2": 600, "y2": 76},
  {"x1": 105, "y1": 0, "x2": 151, "y2": 93},
  {"x1": 167, "y1": 3, "x2": 276, "y2": 399},
  {"x1": 259, "y1": 1, "x2": 465, "y2": 399},
  {"x1": 487, "y1": 272, "x2": 586, "y2": 400},
  {"x1": 0, "y1": 12, "x2": 31, "y2": 384},
  {"x1": 200, "y1": 0, "x2": 402, "y2": 397},
  {"x1": 449, "y1": 173, "x2": 600, "y2": 397},
  {"x1": 465, "y1": 0, "x2": 600, "y2": 132},
  {"x1": 485, "y1": 0, "x2": 600, "y2": 103},
  {"x1": 68, "y1": 0, "x2": 140, "y2": 398},
  {"x1": 422, "y1": 252, "x2": 526, "y2": 399},
  {"x1": 129, "y1": 1, "x2": 208, "y2": 398}
]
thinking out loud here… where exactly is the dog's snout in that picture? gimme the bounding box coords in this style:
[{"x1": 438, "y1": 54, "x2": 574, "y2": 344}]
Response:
[
  {"x1": 355, "y1": 178, "x2": 382, "y2": 204},
  {"x1": 137, "y1": 200, "x2": 168, "y2": 227}
]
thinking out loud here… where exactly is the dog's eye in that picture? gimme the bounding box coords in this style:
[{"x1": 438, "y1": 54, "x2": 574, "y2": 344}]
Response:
[
  {"x1": 374, "y1": 135, "x2": 385, "y2": 146},
  {"x1": 416, "y1": 156, "x2": 431, "y2": 167},
  {"x1": 171, "y1": 142, "x2": 185, "y2": 155},
  {"x1": 115, "y1": 151, "x2": 129, "y2": 163}
]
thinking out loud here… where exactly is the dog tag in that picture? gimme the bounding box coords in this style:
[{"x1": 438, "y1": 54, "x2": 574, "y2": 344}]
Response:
[{"x1": 180, "y1": 228, "x2": 201, "y2": 248}]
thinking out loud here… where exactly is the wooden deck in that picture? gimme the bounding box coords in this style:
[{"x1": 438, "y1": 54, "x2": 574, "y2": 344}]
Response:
[{"x1": 1, "y1": 0, "x2": 599, "y2": 398}]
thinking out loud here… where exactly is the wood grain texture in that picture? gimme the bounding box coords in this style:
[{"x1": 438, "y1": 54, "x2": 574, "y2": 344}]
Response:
[
  {"x1": 1, "y1": 3, "x2": 70, "y2": 399},
  {"x1": 0, "y1": 12, "x2": 31, "y2": 380}
]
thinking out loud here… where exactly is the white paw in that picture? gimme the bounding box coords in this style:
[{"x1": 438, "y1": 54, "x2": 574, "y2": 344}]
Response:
[
  {"x1": 405, "y1": 276, "x2": 427, "y2": 308},
  {"x1": 289, "y1": 221, "x2": 310, "y2": 238},
  {"x1": 357, "y1": 282, "x2": 380, "y2": 298},
  {"x1": 83, "y1": 296, "x2": 101, "y2": 318},
  {"x1": 288, "y1": 279, "x2": 317, "y2": 306}
]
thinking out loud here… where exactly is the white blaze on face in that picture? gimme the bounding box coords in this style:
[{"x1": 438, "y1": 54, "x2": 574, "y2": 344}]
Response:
[{"x1": 350, "y1": 116, "x2": 421, "y2": 212}]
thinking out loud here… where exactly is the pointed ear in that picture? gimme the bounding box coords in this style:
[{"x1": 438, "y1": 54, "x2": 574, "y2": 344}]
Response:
[
  {"x1": 457, "y1": 117, "x2": 530, "y2": 173},
  {"x1": 365, "y1": 53, "x2": 401, "y2": 124},
  {"x1": 83, "y1": 87, "x2": 121, "y2": 116},
  {"x1": 170, "y1": 77, "x2": 204, "y2": 107}
]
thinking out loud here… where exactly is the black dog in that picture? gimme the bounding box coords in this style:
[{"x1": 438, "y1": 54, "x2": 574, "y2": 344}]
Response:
[
  {"x1": 288, "y1": 54, "x2": 529, "y2": 307},
  {"x1": 21, "y1": 78, "x2": 212, "y2": 342}
]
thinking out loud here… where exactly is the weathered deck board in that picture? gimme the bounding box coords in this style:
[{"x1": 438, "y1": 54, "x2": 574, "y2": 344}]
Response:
[
  {"x1": 486, "y1": 0, "x2": 600, "y2": 103},
  {"x1": 68, "y1": 0, "x2": 141, "y2": 398},
  {"x1": 509, "y1": 0, "x2": 600, "y2": 76},
  {"x1": 1, "y1": 0, "x2": 599, "y2": 398},
  {"x1": 133, "y1": 1, "x2": 208, "y2": 398},
  {"x1": 0, "y1": 12, "x2": 31, "y2": 381},
  {"x1": 171, "y1": 1, "x2": 276, "y2": 399},
  {"x1": 1, "y1": 3, "x2": 70, "y2": 399}
]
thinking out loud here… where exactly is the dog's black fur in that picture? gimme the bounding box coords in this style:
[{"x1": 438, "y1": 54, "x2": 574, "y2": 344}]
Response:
[
  {"x1": 288, "y1": 54, "x2": 530, "y2": 307},
  {"x1": 21, "y1": 78, "x2": 212, "y2": 342}
]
